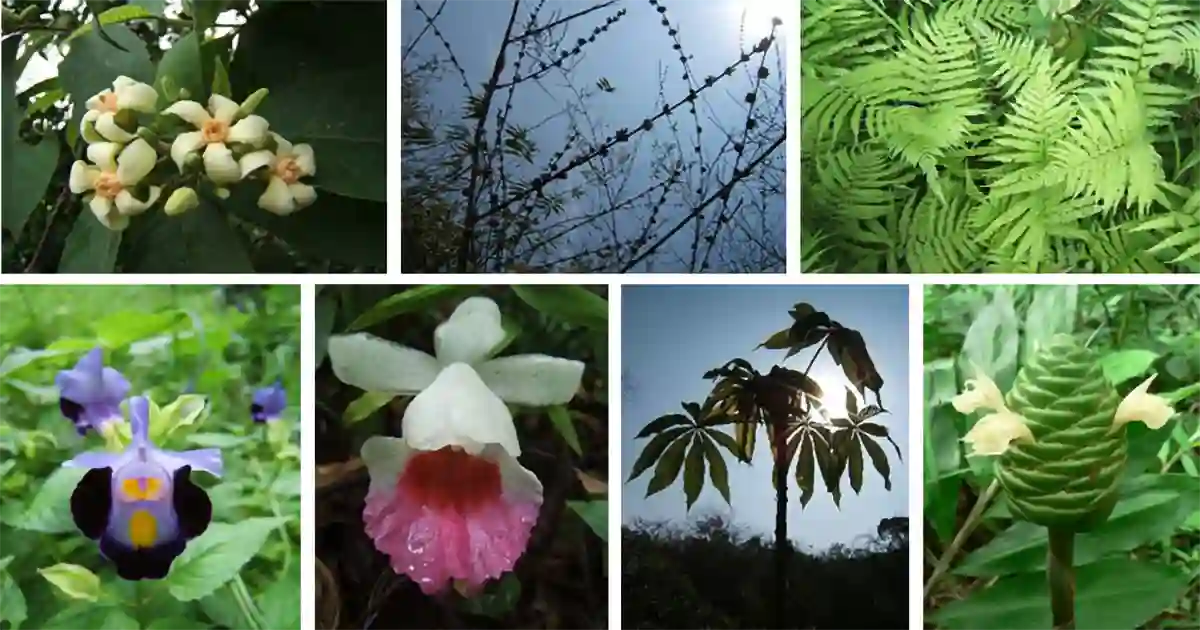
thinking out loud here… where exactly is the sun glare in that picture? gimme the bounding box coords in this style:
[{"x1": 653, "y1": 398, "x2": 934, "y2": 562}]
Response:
[
  {"x1": 809, "y1": 368, "x2": 862, "y2": 421},
  {"x1": 733, "y1": 0, "x2": 785, "y2": 39}
]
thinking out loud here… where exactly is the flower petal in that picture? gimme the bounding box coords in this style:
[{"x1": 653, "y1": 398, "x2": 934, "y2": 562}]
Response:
[
  {"x1": 89, "y1": 196, "x2": 126, "y2": 230},
  {"x1": 257, "y1": 176, "x2": 296, "y2": 215},
  {"x1": 170, "y1": 131, "x2": 206, "y2": 172},
  {"x1": 238, "y1": 149, "x2": 274, "y2": 179},
  {"x1": 80, "y1": 110, "x2": 106, "y2": 144},
  {"x1": 271, "y1": 132, "x2": 293, "y2": 156},
  {"x1": 327, "y1": 333, "x2": 439, "y2": 395},
  {"x1": 434, "y1": 297, "x2": 506, "y2": 365},
  {"x1": 85, "y1": 89, "x2": 112, "y2": 111},
  {"x1": 209, "y1": 94, "x2": 240, "y2": 123},
  {"x1": 64, "y1": 451, "x2": 129, "y2": 470},
  {"x1": 226, "y1": 115, "x2": 268, "y2": 146},
  {"x1": 476, "y1": 355, "x2": 584, "y2": 406},
  {"x1": 361, "y1": 436, "x2": 414, "y2": 497},
  {"x1": 115, "y1": 186, "x2": 161, "y2": 216},
  {"x1": 403, "y1": 363, "x2": 521, "y2": 457},
  {"x1": 952, "y1": 365, "x2": 1007, "y2": 415},
  {"x1": 114, "y1": 77, "x2": 158, "y2": 112},
  {"x1": 87, "y1": 142, "x2": 121, "y2": 172},
  {"x1": 163, "y1": 100, "x2": 210, "y2": 127},
  {"x1": 962, "y1": 410, "x2": 1033, "y2": 456},
  {"x1": 95, "y1": 112, "x2": 136, "y2": 143},
  {"x1": 292, "y1": 143, "x2": 316, "y2": 176},
  {"x1": 288, "y1": 183, "x2": 317, "y2": 209},
  {"x1": 1114, "y1": 375, "x2": 1175, "y2": 430},
  {"x1": 151, "y1": 448, "x2": 224, "y2": 479},
  {"x1": 69, "y1": 161, "x2": 100, "y2": 194},
  {"x1": 488, "y1": 444, "x2": 543, "y2": 503},
  {"x1": 203, "y1": 142, "x2": 241, "y2": 184},
  {"x1": 116, "y1": 139, "x2": 157, "y2": 186}
]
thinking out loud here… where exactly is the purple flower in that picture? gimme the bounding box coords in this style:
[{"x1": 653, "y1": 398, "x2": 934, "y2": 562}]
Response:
[
  {"x1": 55, "y1": 348, "x2": 130, "y2": 436},
  {"x1": 65, "y1": 396, "x2": 223, "y2": 581},
  {"x1": 250, "y1": 381, "x2": 286, "y2": 423}
]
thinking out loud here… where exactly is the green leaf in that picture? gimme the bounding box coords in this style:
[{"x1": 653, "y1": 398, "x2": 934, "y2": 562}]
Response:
[
  {"x1": 706, "y1": 427, "x2": 747, "y2": 462},
  {"x1": 794, "y1": 432, "x2": 816, "y2": 506},
  {"x1": 346, "y1": 285, "x2": 475, "y2": 331},
  {"x1": 846, "y1": 432, "x2": 864, "y2": 493},
  {"x1": 635, "y1": 413, "x2": 692, "y2": 439},
  {"x1": 58, "y1": 213, "x2": 122, "y2": 273},
  {"x1": 91, "y1": 309, "x2": 186, "y2": 347},
  {"x1": 567, "y1": 500, "x2": 607, "y2": 541},
  {"x1": 165, "y1": 517, "x2": 288, "y2": 601},
  {"x1": 155, "y1": 31, "x2": 205, "y2": 105},
  {"x1": 151, "y1": 393, "x2": 208, "y2": 444},
  {"x1": 682, "y1": 434, "x2": 706, "y2": 509},
  {"x1": 38, "y1": 564, "x2": 101, "y2": 602},
  {"x1": 961, "y1": 287, "x2": 1020, "y2": 390},
  {"x1": 224, "y1": 188, "x2": 386, "y2": 268},
  {"x1": 1099, "y1": 349, "x2": 1160, "y2": 385},
  {"x1": 122, "y1": 203, "x2": 254, "y2": 272},
  {"x1": 645, "y1": 432, "x2": 690, "y2": 497},
  {"x1": 512, "y1": 285, "x2": 608, "y2": 331},
  {"x1": 211, "y1": 57, "x2": 232, "y2": 98},
  {"x1": 0, "y1": 563, "x2": 28, "y2": 630},
  {"x1": 860, "y1": 434, "x2": 892, "y2": 490},
  {"x1": 758, "y1": 327, "x2": 791, "y2": 349},
  {"x1": 2, "y1": 136, "x2": 59, "y2": 237},
  {"x1": 343, "y1": 391, "x2": 393, "y2": 424},
  {"x1": 699, "y1": 433, "x2": 731, "y2": 504},
  {"x1": 9, "y1": 466, "x2": 86, "y2": 533},
  {"x1": 189, "y1": 0, "x2": 227, "y2": 34},
  {"x1": 230, "y1": 1, "x2": 385, "y2": 201},
  {"x1": 66, "y1": 5, "x2": 155, "y2": 43},
  {"x1": 547, "y1": 405, "x2": 582, "y2": 455},
  {"x1": 458, "y1": 573, "x2": 521, "y2": 618},
  {"x1": 257, "y1": 563, "x2": 300, "y2": 630},
  {"x1": 628, "y1": 427, "x2": 689, "y2": 481},
  {"x1": 930, "y1": 559, "x2": 1189, "y2": 629},
  {"x1": 956, "y1": 474, "x2": 1200, "y2": 576},
  {"x1": 1022, "y1": 285, "x2": 1077, "y2": 360},
  {"x1": 59, "y1": 24, "x2": 154, "y2": 138}
]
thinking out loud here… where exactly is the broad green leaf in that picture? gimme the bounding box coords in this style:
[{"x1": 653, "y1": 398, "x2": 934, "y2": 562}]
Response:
[
  {"x1": 155, "y1": 31, "x2": 205, "y2": 106},
  {"x1": 43, "y1": 605, "x2": 137, "y2": 630},
  {"x1": 230, "y1": 1, "x2": 385, "y2": 201},
  {"x1": 628, "y1": 427, "x2": 689, "y2": 481},
  {"x1": 956, "y1": 474, "x2": 1200, "y2": 576},
  {"x1": 91, "y1": 309, "x2": 186, "y2": 348},
  {"x1": 567, "y1": 500, "x2": 607, "y2": 541},
  {"x1": 706, "y1": 427, "x2": 747, "y2": 461},
  {"x1": 1022, "y1": 285, "x2": 1077, "y2": 359},
  {"x1": 58, "y1": 213, "x2": 122, "y2": 273},
  {"x1": 257, "y1": 563, "x2": 300, "y2": 630},
  {"x1": 121, "y1": 203, "x2": 254, "y2": 272},
  {"x1": 0, "y1": 564, "x2": 27, "y2": 630},
  {"x1": 188, "y1": 0, "x2": 227, "y2": 34},
  {"x1": 199, "y1": 585, "x2": 254, "y2": 630},
  {"x1": 682, "y1": 434, "x2": 706, "y2": 508},
  {"x1": 1099, "y1": 349, "x2": 1159, "y2": 385},
  {"x1": 144, "y1": 619, "x2": 208, "y2": 630},
  {"x1": 151, "y1": 393, "x2": 209, "y2": 443},
  {"x1": 547, "y1": 405, "x2": 582, "y2": 455},
  {"x1": 211, "y1": 57, "x2": 232, "y2": 98},
  {"x1": 2, "y1": 135, "x2": 59, "y2": 237},
  {"x1": 636, "y1": 413, "x2": 692, "y2": 438},
  {"x1": 960, "y1": 287, "x2": 1019, "y2": 390},
  {"x1": 224, "y1": 187, "x2": 386, "y2": 268},
  {"x1": 699, "y1": 433, "x2": 731, "y2": 504},
  {"x1": 67, "y1": 6, "x2": 155, "y2": 42},
  {"x1": 347, "y1": 285, "x2": 474, "y2": 331},
  {"x1": 758, "y1": 327, "x2": 790, "y2": 349},
  {"x1": 931, "y1": 559, "x2": 1189, "y2": 629},
  {"x1": 512, "y1": 285, "x2": 608, "y2": 332},
  {"x1": 38, "y1": 563, "x2": 101, "y2": 602},
  {"x1": 645, "y1": 433, "x2": 689, "y2": 497},
  {"x1": 165, "y1": 517, "x2": 288, "y2": 601},
  {"x1": 10, "y1": 466, "x2": 86, "y2": 533},
  {"x1": 59, "y1": 24, "x2": 154, "y2": 138},
  {"x1": 343, "y1": 391, "x2": 394, "y2": 424}
]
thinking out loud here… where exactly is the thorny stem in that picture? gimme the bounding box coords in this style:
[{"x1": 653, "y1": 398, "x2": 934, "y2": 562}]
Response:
[
  {"x1": 1048, "y1": 527, "x2": 1077, "y2": 629},
  {"x1": 922, "y1": 479, "x2": 1001, "y2": 599}
]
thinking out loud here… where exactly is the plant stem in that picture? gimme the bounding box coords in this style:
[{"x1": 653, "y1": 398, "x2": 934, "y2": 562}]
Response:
[
  {"x1": 231, "y1": 575, "x2": 263, "y2": 630},
  {"x1": 923, "y1": 479, "x2": 1000, "y2": 599},
  {"x1": 1047, "y1": 526, "x2": 1077, "y2": 629},
  {"x1": 773, "y1": 414, "x2": 788, "y2": 630}
]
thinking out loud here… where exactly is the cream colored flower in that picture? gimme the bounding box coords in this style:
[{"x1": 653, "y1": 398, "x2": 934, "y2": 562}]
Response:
[
  {"x1": 1114, "y1": 375, "x2": 1175, "y2": 430},
  {"x1": 238, "y1": 133, "x2": 317, "y2": 215},
  {"x1": 163, "y1": 96, "x2": 269, "y2": 184},
  {"x1": 953, "y1": 364, "x2": 1007, "y2": 414},
  {"x1": 963, "y1": 410, "x2": 1034, "y2": 456},
  {"x1": 80, "y1": 76, "x2": 158, "y2": 144},
  {"x1": 68, "y1": 140, "x2": 161, "y2": 231}
]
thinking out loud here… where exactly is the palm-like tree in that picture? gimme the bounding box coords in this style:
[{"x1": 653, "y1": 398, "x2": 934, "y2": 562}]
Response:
[{"x1": 628, "y1": 302, "x2": 902, "y2": 629}]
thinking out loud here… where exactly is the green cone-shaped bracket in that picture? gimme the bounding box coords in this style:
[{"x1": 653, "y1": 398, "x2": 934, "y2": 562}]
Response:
[{"x1": 995, "y1": 335, "x2": 1125, "y2": 531}]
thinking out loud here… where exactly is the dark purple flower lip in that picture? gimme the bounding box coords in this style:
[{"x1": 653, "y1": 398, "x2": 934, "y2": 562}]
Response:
[
  {"x1": 250, "y1": 381, "x2": 287, "y2": 423},
  {"x1": 55, "y1": 348, "x2": 130, "y2": 435},
  {"x1": 65, "y1": 396, "x2": 223, "y2": 581}
]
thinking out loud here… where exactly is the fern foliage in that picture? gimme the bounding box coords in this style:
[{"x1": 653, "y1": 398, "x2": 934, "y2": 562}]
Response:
[{"x1": 801, "y1": 0, "x2": 1200, "y2": 272}]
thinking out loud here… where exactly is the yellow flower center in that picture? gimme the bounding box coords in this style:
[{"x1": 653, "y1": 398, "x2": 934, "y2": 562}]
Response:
[
  {"x1": 202, "y1": 119, "x2": 229, "y2": 144},
  {"x1": 99, "y1": 92, "x2": 119, "y2": 113},
  {"x1": 128, "y1": 509, "x2": 158, "y2": 549},
  {"x1": 94, "y1": 172, "x2": 123, "y2": 199},
  {"x1": 274, "y1": 157, "x2": 302, "y2": 184}
]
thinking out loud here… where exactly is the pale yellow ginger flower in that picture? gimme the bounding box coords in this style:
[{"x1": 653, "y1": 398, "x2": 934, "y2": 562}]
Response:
[
  {"x1": 164, "y1": 95, "x2": 269, "y2": 184},
  {"x1": 1114, "y1": 375, "x2": 1175, "y2": 430},
  {"x1": 953, "y1": 363, "x2": 1007, "y2": 414},
  {"x1": 80, "y1": 76, "x2": 158, "y2": 144},
  {"x1": 963, "y1": 410, "x2": 1035, "y2": 456},
  {"x1": 238, "y1": 133, "x2": 317, "y2": 215},
  {"x1": 68, "y1": 139, "x2": 161, "y2": 231}
]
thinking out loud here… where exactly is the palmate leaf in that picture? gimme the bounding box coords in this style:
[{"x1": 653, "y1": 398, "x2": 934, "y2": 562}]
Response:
[
  {"x1": 827, "y1": 328, "x2": 885, "y2": 406},
  {"x1": 699, "y1": 433, "x2": 732, "y2": 503},
  {"x1": 635, "y1": 413, "x2": 691, "y2": 438},
  {"x1": 682, "y1": 434, "x2": 707, "y2": 509},
  {"x1": 645, "y1": 435, "x2": 690, "y2": 497},
  {"x1": 627, "y1": 426, "x2": 690, "y2": 481}
]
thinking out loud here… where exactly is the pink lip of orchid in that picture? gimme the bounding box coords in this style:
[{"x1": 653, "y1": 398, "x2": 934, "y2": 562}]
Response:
[{"x1": 326, "y1": 296, "x2": 585, "y2": 595}]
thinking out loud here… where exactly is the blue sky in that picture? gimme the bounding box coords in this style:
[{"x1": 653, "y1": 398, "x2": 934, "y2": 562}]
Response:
[
  {"x1": 401, "y1": 0, "x2": 787, "y2": 271},
  {"x1": 621, "y1": 285, "x2": 910, "y2": 550}
]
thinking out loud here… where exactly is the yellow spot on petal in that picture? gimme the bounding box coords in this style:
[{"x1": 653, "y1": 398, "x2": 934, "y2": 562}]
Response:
[
  {"x1": 128, "y1": 509, "x2": 157, "y2": 549},
  {"x1": 120, "y1": 477, "x2": 163, "y2": 501}
]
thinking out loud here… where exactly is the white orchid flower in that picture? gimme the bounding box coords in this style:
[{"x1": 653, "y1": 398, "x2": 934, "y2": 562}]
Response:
[
  {"x1": 69, "y1": 139, "x2": 161, "y2": 231},
  {"x1": 238, "y1": 133, "x2": 317, "y2": 215},
  {"x1": 328, "y1": 296, "x2": 586, "y2": 409},
  {"x1": 163, "y1": 95, "x2": 269, "y2": 184},
  {"x1": 1114, "y1": 375, "x2": 1175, "y2": 430},
  {"x1": 81, "y1": 76, "x2": 158, "y2": 144}
]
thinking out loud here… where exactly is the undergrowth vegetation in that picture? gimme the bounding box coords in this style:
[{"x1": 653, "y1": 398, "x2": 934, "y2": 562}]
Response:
[{"x1": 800, "y1": 0, "x2": 1200, "y2": 273}]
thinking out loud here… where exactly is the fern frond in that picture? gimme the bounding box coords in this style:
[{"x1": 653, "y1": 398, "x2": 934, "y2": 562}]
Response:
[{"x1": 897, "y1": 177, "x2": 984, "y2": 272}]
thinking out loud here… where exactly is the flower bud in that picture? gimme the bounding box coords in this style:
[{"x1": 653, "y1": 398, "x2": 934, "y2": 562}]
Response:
[
  {"x1": 214, "y1": 187, "x2": 231, "y2": 200},
  {"x1": 995, "y1": 335, "x2": 1124, "y2": 532},
  {"x1": 164, "y1": 187, "x2": 200, "y2": 216},
  {"x1": 136, "y1": 127, "x2": 159, "y2": 145},
  {"x1": 236, "y1": 88, "x2": 269, "y2": 120}
]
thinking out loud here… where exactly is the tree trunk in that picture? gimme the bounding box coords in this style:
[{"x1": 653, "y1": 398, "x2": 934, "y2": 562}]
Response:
[{"x1": 773, "y1": 415, "x2": 788, "y2": 630}]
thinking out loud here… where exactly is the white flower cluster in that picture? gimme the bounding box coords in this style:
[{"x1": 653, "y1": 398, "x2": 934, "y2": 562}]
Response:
[{"x1": 68, "y1": 76, "x2": 318, "y2": 231}]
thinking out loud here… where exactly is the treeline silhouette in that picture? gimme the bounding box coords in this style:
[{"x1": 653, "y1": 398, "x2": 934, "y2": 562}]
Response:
[{"x1": 622, "y1": 515, "x2": 908, "y2": 629}]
